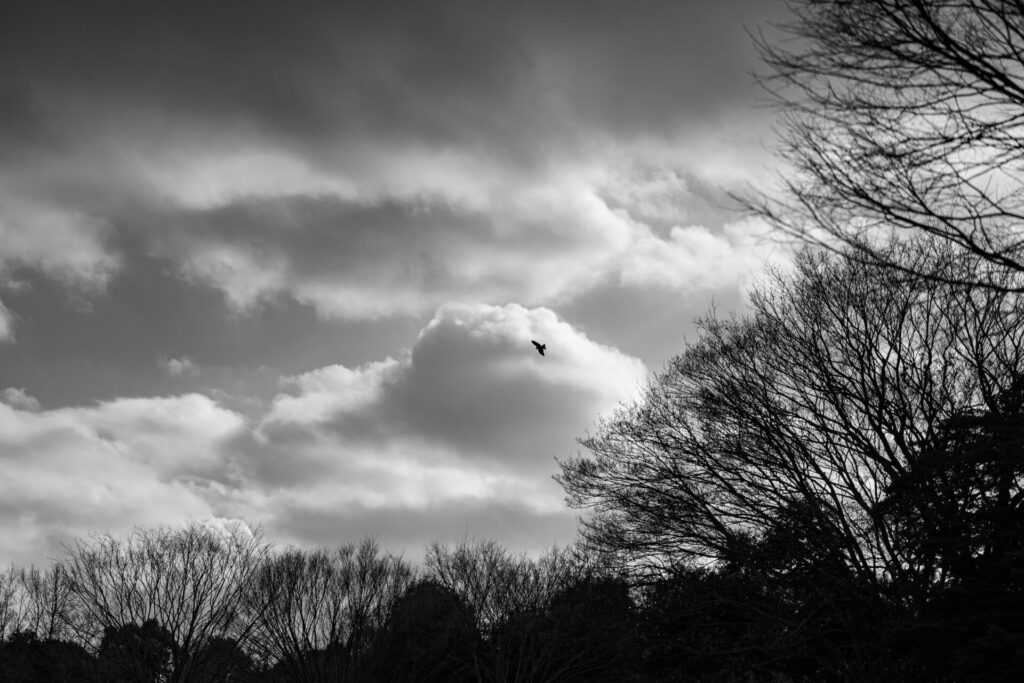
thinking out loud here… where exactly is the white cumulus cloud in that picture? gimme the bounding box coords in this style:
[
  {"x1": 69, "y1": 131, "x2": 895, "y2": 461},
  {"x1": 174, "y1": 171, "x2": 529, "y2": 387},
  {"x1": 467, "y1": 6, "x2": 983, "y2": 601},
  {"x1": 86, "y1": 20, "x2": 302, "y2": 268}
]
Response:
[
  {"x1": 234, "y1": 302, "x2": 648, "y2": 552},
  {"x1": 0, "y1": 305, "x2": 648, "y2": 564},
  {"x1": 1, "y1": 387, "x2": 40, "y2": 411},
  {"x1": 0, "y1": 393, "x2": 247, "y2": 564}
]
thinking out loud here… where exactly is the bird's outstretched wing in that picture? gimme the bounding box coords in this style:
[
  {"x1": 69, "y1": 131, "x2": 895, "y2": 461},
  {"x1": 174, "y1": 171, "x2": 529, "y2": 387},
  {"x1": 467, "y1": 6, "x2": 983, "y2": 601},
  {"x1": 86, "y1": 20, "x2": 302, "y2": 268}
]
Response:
[{"x1": 531, "y1": 340, "x2": 546, "y2": 356}]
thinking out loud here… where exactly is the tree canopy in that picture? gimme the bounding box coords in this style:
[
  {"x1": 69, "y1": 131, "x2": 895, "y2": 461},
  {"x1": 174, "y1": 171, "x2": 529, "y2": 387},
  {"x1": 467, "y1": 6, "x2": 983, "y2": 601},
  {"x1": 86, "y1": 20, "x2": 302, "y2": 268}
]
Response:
[
  {"x1": 559, "y1": 247, "x2": 1024, "y2": 680},
  {"x1": 751, "y1": 0, "x2": 1024, "y2": 287}
]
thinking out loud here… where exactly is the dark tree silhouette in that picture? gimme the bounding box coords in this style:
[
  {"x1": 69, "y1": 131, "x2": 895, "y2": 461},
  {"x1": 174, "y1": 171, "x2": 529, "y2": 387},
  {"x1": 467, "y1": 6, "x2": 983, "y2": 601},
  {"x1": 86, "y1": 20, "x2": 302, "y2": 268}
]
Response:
[
  {"x1": 637, "y1": 563, "x2": 831, "y2": 683},
  {"x1": 0, "y1": 630, "x2": 94, "y2": 683},
  {"x1": 425, "y1": 539, "x2": 611, "y2": 683},
  {"x1": 559, "y1": 246, "x2": 1024, "y2": 680},
  {"x1": 246, "y1": 539, "x2": 413, "y2": 683},
  {"x1": 749, "y1": 0, "x2": 1024, "y2": 288},
  {"x1": 368, "y1": 580, "x2": 478, "y2": 683},
  {"x1": 97, "y1": 619, "x2": 178, "y2": 683},
  {"x1": 876, "y1": 385, "x2": 1024, "y2": 681},
  {"x1": 542, "y1": 576, "x2": 639, "y2": 683},
  {"x1": 185, "y1": 637, "x2": 256, "y2": 683},
  {"x1": 64, "y1": 523, "x2": 270, "y2": 681}
]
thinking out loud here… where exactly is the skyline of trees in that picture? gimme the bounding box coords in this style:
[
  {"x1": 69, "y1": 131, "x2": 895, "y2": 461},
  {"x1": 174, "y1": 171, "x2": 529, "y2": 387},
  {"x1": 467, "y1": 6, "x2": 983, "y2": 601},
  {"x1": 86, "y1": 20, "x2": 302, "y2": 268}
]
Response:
[{"x1": 0, "y1": 524, "x2": 642, "y2": 683}]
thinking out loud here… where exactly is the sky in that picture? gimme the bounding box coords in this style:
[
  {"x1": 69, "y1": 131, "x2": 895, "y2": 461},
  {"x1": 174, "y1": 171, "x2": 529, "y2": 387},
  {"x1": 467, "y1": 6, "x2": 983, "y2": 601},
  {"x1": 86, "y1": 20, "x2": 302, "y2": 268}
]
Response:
[{"x1": 0, "y1": 0, "x2": 791, "y2": 566}]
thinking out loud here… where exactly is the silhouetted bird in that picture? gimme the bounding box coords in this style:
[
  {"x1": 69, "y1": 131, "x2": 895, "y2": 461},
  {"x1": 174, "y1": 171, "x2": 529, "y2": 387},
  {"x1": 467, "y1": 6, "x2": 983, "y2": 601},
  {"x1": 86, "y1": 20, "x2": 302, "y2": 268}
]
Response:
[{"x1": 532, "y1": 340, "x2": 546, "y2": 356}]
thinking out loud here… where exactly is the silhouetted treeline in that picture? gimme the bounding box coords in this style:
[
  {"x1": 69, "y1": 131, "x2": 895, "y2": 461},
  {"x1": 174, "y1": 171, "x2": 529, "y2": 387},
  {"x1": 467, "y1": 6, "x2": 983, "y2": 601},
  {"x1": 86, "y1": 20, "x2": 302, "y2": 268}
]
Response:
[
  {"x1": 0, "y1": 530, "x2": 647, "y2": 683},
  {"x1": 558, "y1": 244, "x2": 1024, "y2": 682}
]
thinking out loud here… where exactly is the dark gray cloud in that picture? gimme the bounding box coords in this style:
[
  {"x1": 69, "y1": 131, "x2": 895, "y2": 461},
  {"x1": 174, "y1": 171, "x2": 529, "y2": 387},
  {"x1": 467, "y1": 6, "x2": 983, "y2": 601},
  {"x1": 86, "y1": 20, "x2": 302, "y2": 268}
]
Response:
[
  {"x1": 0, "y1": 256, "x2": 421, "y2": 410},
  {"x1": 560, "y1": 279, "x2": 751, "y2": 371},
  {"x1": 1, "y1": 0, "x2": 775, "y2": 155},
  {"x1": 381, "y1": 307, "x2": 618, "y2": 461}
]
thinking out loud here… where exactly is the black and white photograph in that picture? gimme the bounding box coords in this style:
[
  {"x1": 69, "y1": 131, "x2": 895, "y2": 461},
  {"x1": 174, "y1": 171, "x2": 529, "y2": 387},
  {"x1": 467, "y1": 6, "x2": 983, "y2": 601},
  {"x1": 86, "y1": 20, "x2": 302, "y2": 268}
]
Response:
[{"x1": 1, "y1": 1, "x2": 1023, "y2": 680}]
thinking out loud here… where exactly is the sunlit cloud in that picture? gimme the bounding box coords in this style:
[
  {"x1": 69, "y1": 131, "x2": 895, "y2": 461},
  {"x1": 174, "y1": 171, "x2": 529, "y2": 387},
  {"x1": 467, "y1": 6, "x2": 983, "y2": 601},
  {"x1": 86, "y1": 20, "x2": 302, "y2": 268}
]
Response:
[
  {"x1": 0, "y1": 304, "x2": 646, "y2": 562},
  {"x1": 0, "y1": 299, "x2": 14, "y2": 343},
  {"x1": 1, "y1": 387, "x2": 39, "y2": 411},
  {"x1": 0, "y1": 198, "x2": 119, "y2": 288},
  {"x1": 0, "y1": 394, "x2": 240, "y2": 564}
]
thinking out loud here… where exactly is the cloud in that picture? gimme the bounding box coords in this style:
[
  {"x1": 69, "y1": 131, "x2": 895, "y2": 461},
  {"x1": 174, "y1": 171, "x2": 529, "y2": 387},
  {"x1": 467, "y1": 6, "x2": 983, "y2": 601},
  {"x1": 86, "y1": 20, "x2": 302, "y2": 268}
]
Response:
[
  {"x1": 162, "y1": 355, "x2": 199, "y2": 377},
  {"x1": 0, "y1": 394, "x2": 246, "y2": 564},
  {"x1": 2, "y1": 1, "x2": 766, "y2": 155},
  {"x1": 141, "y1": 174, "x2": 785, "y2": 321},
  {"x1": 152, "y1": 182, "x2": 634, "y2": 317},
  {"x1": 0, "y1": 304, "x2": 645, "y2": 565},
  {"x1": 0, "y1": 0, "x2": 784, "y2": 324},
  {"x1": 213, "y1": 303, "x2": 646, "y2": 558},
  {"x1": 272, "y1": 497, "x2": 580, "y2": 559},
  {"x1": 0, "y1": 198, "x2": 119, "y2": 288},
  {"x1": 1, "y1": 387, "x2": 40, "y2": 411},
  {"x1": 199, "y1": 516, "x2": 258, "y2": 543},
  {"x1": 228, "y1": 303, "x2": 647, "y2": 553},
  {"x1": 261, "y1": 302, "x2": 647, "y2": 473},
  {"x1": 69, "y1": 394, "x2": 247, "y2": 480},
  {"x1": 0, "y1": 298, "x2": 13, "y2": 342},
  {"x1": 617, "y1": 217, "x2": 790, "y2": 291},
  {"x1": 0, "y1": 0, "x2": 791, "y2": 564}
]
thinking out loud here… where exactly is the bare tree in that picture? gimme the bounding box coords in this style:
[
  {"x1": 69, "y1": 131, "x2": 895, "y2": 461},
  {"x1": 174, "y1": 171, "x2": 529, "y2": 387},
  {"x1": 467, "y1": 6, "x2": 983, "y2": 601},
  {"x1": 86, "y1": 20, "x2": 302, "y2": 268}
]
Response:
[
  {"x1": 0, "y1": 566, "x2": 18, "y2": 642},
  {"x1": 558, "y1": 246, "x2": 1024, "y2": 678},
  {"x1": 12, "y1": 564, "x2": 75, "y2": 642},
  {"x1": 63, "y1": 522, "x2": 269, "y2": 681},
  {"x1": 426, "y1": 540, "x2": 550, "y2": 631},
  {"x1": 750, "y1": 0, "x2": 1024, "y2": 288},
  {"x1": 426, "y1": 539, "x2": 614, "y2": 683},
  {"x1": 246, "y1": 538, "x2": 413, "y2": 682},
  {"x1": 0, "y1": 564, "x2": 77, "y2": 643}
]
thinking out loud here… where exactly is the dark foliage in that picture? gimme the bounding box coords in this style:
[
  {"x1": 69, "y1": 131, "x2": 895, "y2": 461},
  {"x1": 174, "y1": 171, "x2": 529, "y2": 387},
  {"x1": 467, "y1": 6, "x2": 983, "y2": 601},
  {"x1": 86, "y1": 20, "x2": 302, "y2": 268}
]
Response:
[
  {"x1": 97, "y1": 619, "x2": 178, "y2": 682},
  {"x1": 368, "y1": 580, "x2": 478, "y2": 683},
  {"x1": 0, "y1": 630, "x2": 94, "y2": 683}
]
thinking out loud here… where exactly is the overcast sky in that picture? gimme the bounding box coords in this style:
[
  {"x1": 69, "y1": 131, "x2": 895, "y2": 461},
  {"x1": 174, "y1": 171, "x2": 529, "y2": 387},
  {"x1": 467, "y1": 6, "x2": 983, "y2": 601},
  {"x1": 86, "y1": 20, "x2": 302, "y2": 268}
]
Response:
[{"x1": 0, "y1": 0, "x2": 790, "y2": 565}]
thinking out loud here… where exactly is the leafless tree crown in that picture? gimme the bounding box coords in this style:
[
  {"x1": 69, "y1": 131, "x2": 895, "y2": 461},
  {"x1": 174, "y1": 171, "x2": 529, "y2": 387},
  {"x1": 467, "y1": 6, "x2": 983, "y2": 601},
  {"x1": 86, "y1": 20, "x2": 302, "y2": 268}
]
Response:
[{"x1": 750, "y1": 0, "x2": 1024, "y2": 288}]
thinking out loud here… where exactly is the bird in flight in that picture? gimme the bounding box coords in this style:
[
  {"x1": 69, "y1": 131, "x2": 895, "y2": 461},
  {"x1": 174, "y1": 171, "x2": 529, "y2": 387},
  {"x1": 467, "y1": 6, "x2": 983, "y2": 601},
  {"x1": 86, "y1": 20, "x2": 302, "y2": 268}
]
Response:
[{"x1": 532, "y1": 340, "x2": 546, "y2": 356}]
